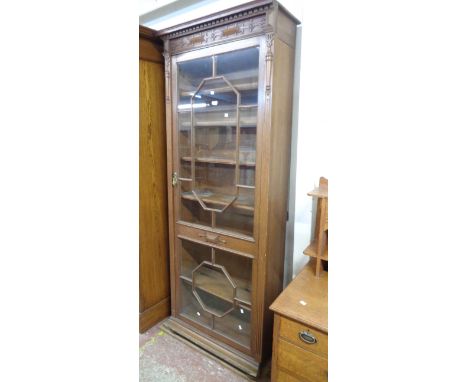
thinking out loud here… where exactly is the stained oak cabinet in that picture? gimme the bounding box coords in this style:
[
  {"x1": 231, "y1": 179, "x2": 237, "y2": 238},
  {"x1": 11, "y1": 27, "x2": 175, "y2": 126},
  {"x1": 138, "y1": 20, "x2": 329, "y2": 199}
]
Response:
[
  {"x1": 159, "y1": 1, "x2": 299, "y2": 376},
  {"x1": 139, "y1": 26, "x2": 170, "y2": 333}
]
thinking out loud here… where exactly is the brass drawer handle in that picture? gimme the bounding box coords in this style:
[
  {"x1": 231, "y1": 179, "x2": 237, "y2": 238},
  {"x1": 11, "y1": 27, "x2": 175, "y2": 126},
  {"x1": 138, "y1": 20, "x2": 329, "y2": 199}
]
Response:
[
  {"x1": 198, "y1": 232, "x2": 226, "y2": 245},
  {"x1": 299, "y1": 331, "x2": 317, "y2": 345}
]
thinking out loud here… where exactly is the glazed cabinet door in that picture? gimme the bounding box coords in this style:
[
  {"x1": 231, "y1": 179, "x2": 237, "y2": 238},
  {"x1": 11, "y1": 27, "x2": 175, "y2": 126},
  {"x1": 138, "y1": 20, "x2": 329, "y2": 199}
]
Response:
[
  {"x1": 177, "y1": 236, "x2": 253, "y2": 350},
  {"x1": 175, "y1": 43, "x2": 260, "y2": 238},
  {"x1": 170, "y1": 37, "x2": 265, "y2": 356}
]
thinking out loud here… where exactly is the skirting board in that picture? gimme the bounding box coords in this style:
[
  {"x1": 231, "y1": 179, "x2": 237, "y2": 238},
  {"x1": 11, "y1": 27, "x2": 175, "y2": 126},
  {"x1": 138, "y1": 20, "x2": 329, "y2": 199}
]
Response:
[
  {"x1": 162, "y1": 316, "x2": 260, "y2": 378},
  {"x1": 139, "y1": 297, "x2": 170, "y2": 333}
]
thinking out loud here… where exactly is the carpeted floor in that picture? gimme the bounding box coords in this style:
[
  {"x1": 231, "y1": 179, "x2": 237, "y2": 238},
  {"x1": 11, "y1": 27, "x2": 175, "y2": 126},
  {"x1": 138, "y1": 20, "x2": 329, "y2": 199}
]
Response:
[{"x1": 139, "y1": 319, "x2": 270, "y2": 381}]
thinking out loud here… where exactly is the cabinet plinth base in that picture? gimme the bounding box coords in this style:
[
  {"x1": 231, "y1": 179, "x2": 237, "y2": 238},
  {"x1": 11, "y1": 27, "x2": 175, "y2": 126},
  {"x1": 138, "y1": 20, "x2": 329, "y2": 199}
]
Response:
[{"x1": 162, "y1": 317, "x2": 260, "y2": 378}]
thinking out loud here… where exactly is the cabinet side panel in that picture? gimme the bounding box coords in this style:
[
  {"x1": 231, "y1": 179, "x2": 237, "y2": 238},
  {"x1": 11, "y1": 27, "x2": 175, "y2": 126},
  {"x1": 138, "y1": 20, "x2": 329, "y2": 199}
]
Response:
[
  {"x1": 139, "y1": 55, "x2": 170, "y2": 330},
  {"x1": 139, "y1": 38, "x2": 164, "y2": 63},
  {"x1": 275, "y1": 8, "x2": 297, "y2": 47},
  {"x1": 262, "y1": 38, "x2": 295, "y2": 359}
]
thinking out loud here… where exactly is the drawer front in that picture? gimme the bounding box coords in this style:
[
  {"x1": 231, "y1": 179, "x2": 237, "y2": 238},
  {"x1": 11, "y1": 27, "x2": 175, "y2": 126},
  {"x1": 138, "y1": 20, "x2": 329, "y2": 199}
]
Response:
[
  {"x1": 279, "y1": 316, "x2": 328, "y2": 358},
  {"x1": 277, "y1": 338, "x2": 328, "y2": 382},
  {"x1": 177, "y1": 223, "x2": 256, "y2": 258}
]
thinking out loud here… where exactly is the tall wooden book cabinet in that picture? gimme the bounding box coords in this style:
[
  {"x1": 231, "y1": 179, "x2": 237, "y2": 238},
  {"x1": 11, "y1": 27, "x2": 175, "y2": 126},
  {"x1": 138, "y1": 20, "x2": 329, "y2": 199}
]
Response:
[{"x1": 159, "y1": 1, "x2": 299, "y2": 376}]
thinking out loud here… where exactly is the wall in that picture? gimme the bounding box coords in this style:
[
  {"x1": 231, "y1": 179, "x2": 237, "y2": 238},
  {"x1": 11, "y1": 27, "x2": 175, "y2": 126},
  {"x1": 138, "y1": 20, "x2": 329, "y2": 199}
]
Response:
[
  {"x1": 288, "y1": 1, "x2": 331, "y2": 279},
  {"x1": 140, "y1": 0, "x2": 324, "y2": 284}
]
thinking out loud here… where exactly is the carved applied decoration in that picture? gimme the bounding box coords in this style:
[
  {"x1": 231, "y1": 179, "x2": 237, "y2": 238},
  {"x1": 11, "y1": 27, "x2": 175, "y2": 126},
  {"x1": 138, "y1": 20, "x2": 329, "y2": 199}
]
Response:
[
  {"x1": 265, "y1": 32, "x2": 274, "y2": 98},
  {"x1": 163, "y1": 51, "x2": 171, "y2": 103},
  {"x1": 171, "y1": 15, "x2": 267, "y2": 53}
]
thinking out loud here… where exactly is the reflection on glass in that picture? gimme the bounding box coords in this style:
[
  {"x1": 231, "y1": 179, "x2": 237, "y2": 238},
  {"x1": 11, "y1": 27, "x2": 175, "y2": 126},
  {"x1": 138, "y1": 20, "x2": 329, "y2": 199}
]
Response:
[
  {"x1": 178, "y1": 238, "x2": 253, "y2": 349},
  {"x1": 177, "y1": 47, "x2": 259, "y2": 236},
  {"x1": 180, "y1": 278, "x2": 211, "y2": 329},
  {"x1": 193, "y1": 262, "x2": 235, "y2": 317},
  {"x1": 217, "y1": 47, "x2": 260, "y2": 105},
  {"x1": 214, "y1": 306, "x2": 251, "y2": 347}
]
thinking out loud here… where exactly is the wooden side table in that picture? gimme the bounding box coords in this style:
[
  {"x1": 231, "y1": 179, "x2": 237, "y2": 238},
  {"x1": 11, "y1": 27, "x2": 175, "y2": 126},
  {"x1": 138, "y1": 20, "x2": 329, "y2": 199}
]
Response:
[{"x1": 270, "y1": 262, "x2": 328, "y2": 381}]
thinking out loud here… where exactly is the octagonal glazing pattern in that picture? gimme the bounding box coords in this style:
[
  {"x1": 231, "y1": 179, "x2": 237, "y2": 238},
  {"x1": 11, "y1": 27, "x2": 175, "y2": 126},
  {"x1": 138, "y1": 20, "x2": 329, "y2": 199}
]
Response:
[
  {"x1": 191, "y1": 77, "x2": 240, "y2": 212},
  {"x1": 192, "y1": 261, "x2": 237, "y2": 318},
  {"x1": 176, "y1": 47, "x2": 260, "y2": 236}
]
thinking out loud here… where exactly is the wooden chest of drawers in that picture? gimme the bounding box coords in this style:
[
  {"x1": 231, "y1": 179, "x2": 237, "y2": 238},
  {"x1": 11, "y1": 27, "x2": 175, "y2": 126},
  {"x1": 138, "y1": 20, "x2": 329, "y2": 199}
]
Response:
[{"x1": 270, "y1": 262, "x2": 328, "y2": 381}]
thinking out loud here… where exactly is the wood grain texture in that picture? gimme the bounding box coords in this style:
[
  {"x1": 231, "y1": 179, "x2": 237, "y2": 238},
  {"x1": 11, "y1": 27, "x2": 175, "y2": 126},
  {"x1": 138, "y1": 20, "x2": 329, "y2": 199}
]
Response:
[
  {"x1": 140, "y1": 297, "x2": 170, "y2": 333},
  {"x1": 276, "y1": 369, "x2": 303, "y2": 382},
  {"x1": 162, "y1": 317, "x2": 259, "y2": 377},
  {"x1": 270, "y1": 262, "x2": 328, "y2": 333},
  {"x1": 271, "y1": 314, "x2": 329, "y2": 382},
  {"x1": 278, "y1": 316, "x2": 328, "y2": 358},
  {"x1": 276, "y1": 339, "x2": 328, "y2": 382},
  {"x1": 177, "y1": 222, "x2": 257, "y2": 257},
  {"x1": 269, "y1": 262, "x2": 328, "y2": 379},
  {"x1": 140, "y1": 38, "x2": 164, "y2": 64},
  {"x1": 164, "y1": 40, "x2": 178, "y2": 318},
  {"x1": 271, "y1": 314, "x2": 281, "y2": 381},
  {"x1": 258, "y1": 35, "x2": 296, "y2": 362},
  {"x1": 139, "y1": 32, "x2": 170, "y2": 332},
  {"x1": 305, "y1": 177, "x2": 328, "y2": 276},
  {"x1": 140, "y1": 25, "x2": 158, "y2": 40},
  {"x1": 275, "y1": 5, "x2": 297, "y2": 47}
]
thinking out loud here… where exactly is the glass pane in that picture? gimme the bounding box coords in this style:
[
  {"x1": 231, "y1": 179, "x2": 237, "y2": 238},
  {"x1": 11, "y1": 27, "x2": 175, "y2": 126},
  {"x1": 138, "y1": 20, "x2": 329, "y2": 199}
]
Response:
[
  {"x1": 240, "y1": 108, "x2": 257, "y2": 167},
  {"x1": 178, "y1": 238, "x2": 253, "y2": 349},
  {"x1": 193, "y1": 262, "x2": 235, "y2": 317},
  {"x1": 178, "y1": 112, "x2": 191, "y2": 179},
  {"x1": 216, "y1": 47, "x2": 259, "y2": 105},
  {"x1": 176, "y1": 47, "x2": 259, "y2": 237},
  {"x1": 180, "y1": 180, "x2": 212, "y2": 226},
  {"x1": 177, "y1": 58, "x2": 213, "y2": 181},
  {"x1": 215, "y1": 188, "x2": 254, "y2": 236},
  {"x1": 214, "y1": 306, "x2": 251, "y2": 348},
  {"x1": 178, "y1": 57, "x2": 212, "y2": 105},
  {"x1": 179, "y1": 238, "x2": 253, "y2": 306},
  {"x1": 180, "y1": 278, "x2": 211, "y2": 329},
  {"x1": 194, "y1": 287, "x2": 234, "y2": 318},
  {"x1": 239, "y1": 167, "x2": 255, "y2": 188},
  {"x1": 192, "y1": 77, "x2": 238, "y2": 211},
  {"x1": 180, "y1": 240, "x2": 211, "y2": 279},
  {"x1": 215, "y1": 249, "x2": 252, "y2": 306}
]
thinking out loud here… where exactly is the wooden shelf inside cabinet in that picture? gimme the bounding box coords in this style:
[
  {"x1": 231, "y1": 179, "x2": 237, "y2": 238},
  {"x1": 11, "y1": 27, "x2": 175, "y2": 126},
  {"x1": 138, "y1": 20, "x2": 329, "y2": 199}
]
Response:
[
  {"x1": 304, "y1": 177, "x2": 328, "y2": 277},
  {"x1": 177, "y1": 103, "x2": 258, "y2": 113},
  {"x1": 178, "y1": 104, "x2": 258, "y2": 113},
  {"x1": 180, "y1": 82, "x2": 258, "y2": 97},
  {"x1": 179, "y1": 121, "x2": 257, "y2": 128},
  {"x1": 181, "y1": 156, "x2": 256, "y2": 167},
  {"x1": 180, "y1": 273, "x2": 252, "y2": 308},
  {"x1": 181, "y1": 192, "x2": 254, "y2": 213}
]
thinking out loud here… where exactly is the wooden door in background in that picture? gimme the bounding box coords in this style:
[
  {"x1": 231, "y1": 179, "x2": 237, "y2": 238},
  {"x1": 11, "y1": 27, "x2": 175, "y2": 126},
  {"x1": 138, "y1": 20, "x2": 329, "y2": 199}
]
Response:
[{"x1": 139, "y1": 25, "x2": 170, "y2": 333}]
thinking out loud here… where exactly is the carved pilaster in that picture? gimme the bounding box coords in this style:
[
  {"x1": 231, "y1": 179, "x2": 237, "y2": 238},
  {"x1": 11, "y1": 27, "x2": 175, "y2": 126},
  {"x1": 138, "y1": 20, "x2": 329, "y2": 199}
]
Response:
[
  {"x1": 163, "y1": 53, "x2": 170, "y2": 78},
  {"x1": 163, "y1": 40, "x2": 171, "y2": 104},
  {"x1": 265, "y1": 32, "x2": 274, "y2": 99}
]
